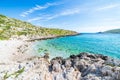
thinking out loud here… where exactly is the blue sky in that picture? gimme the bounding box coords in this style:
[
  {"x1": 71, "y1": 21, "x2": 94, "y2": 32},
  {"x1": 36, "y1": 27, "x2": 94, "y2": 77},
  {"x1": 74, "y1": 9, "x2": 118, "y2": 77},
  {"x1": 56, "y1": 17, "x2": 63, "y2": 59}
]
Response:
[{"x1": 0, "y1": 0, "x2": 120, "y2": 32}]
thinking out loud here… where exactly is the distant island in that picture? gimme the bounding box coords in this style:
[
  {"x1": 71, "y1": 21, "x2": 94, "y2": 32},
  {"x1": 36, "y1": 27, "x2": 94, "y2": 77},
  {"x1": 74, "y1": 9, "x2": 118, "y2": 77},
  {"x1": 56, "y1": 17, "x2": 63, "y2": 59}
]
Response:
[{"x1": 104, "y1": 29, "x2": 120, "y2": 33}]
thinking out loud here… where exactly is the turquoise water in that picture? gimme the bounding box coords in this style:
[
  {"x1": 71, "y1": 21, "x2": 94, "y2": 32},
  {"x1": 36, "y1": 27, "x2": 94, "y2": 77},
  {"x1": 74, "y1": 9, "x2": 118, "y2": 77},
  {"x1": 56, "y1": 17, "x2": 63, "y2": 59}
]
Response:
[{"x1": 33, "y1": 33, "x2": 120, "y2": 59}]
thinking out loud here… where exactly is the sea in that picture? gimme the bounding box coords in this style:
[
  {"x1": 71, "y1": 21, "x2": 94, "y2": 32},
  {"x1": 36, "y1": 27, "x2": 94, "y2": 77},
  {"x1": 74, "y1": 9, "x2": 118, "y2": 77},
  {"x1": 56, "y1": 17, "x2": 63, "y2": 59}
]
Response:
[{"x1": 33, "y1": 33, "x2": 120, "y2": 59}]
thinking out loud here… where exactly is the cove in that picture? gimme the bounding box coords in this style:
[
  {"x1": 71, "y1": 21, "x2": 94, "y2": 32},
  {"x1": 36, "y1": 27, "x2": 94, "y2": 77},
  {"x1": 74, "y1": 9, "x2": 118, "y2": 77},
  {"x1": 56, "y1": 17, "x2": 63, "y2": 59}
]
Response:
[{"x1": 33, "y1": 33, "x2": 120, "y2": 59}]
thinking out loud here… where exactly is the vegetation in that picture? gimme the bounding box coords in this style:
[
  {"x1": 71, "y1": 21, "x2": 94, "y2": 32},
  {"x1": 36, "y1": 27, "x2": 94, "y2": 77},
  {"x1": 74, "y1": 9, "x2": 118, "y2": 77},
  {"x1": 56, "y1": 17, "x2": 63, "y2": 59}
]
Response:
[
  {"x1": 0, "y1": 14, "x2": 77, "y2": 40},
  {"x1": 104, "y1": 29, "x2": 120, "y2": 33},
  {"x1": 3, "y1": 67, "x2": 25, "y2": 79}
]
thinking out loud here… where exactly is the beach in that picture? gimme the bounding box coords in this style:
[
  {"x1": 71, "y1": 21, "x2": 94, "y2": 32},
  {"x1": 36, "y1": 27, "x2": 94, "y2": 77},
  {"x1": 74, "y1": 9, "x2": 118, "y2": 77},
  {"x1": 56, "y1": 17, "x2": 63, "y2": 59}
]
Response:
[{"x1": 0, "y1": 40, "x2": 37, "y2": 79}]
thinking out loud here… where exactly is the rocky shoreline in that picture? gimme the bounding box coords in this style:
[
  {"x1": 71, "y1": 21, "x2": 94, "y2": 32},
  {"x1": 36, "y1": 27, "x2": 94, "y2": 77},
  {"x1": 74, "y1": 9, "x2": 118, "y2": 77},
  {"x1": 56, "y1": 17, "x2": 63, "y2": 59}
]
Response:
[
  {"x1": 0, "y1": 40, "x2": 120, "y2": 80},
  {"x1": 0, "y1": 45, "x2": 120, "y2": 80},
  {"x1": 49, "y1": 52, "x2": 120, "y2": 80}
]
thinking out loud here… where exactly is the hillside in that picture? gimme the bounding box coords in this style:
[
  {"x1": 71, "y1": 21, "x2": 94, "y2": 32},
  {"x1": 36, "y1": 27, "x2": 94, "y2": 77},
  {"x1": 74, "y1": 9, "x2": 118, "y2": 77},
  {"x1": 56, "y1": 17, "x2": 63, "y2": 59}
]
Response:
[
  {"x1": 0, "y1": 14, "x2": 77, "y2": 40},
  {"x1": 104, "y1": 29, "x2": 120, "y2": 33}
]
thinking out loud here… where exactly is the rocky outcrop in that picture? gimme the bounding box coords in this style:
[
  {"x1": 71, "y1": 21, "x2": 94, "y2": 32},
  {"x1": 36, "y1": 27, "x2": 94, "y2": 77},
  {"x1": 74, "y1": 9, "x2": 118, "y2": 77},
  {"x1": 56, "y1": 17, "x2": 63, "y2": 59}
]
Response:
[
  {"x1": 49, "y1": 52, "x2": 120, "y2": 80},
  {"x1": 1, "y1": 52, "x2": 120, "y2": 80}
]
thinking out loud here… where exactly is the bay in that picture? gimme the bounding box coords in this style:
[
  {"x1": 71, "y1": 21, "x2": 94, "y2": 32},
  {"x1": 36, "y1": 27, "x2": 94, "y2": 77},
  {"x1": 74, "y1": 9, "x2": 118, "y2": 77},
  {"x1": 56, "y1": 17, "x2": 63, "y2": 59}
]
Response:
[{"x1": 33, "y1": 33, "x2": 120, "y2": 59}]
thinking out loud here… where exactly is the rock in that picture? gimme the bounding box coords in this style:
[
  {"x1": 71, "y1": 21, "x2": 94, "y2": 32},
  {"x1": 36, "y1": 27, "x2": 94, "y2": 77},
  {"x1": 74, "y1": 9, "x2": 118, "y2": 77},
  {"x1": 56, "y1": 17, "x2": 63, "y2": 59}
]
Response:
[
  {"x1": 52, "y1": 61, "x2": 62, "y2": 72},
  {"x1": 49, "y1": 53, "x2": 120, "y2": 80},
  {"x1": 84, "y1": 64, "x2": 96, "y2": 76},
  {"x1": 51, "y1": 57, "x2": 63, "y2": 64},
  {"x1": 116, "y1": 72, "x2": 120, "y2": 80},
  {"x1": 64, "y1": 59, "x2": 72, "y2": 69},
  {"x1": 74, "y1": 59, "x2": 88, "y2": 72},
  {"x1": 96, "y1": 54, "x2": 108, "y2": 60},
  {"x1": 18, "y1": 64, "x2": 22, "y2": 69},
  {"x1": 87, "y1": 54, "x2": 97, "y2": 59},
  {"x1": 112, "y1": 59, "x2": 120, "y2": 66},
  {"x1": 44, "y1": 53, "x2": 49, "y2": 59},
  {"x1": 65, "y1": 67, "x2": 80, "y2": 80},
  {"x1": 104, "y1": 58, "x2": 120, "y2": 66},
  {"x1": 101, "y1": 66, "x2": 113, "y2": 76},
  {"x1": 77, "y1": 52, "x2": 88, "y2": 58},
  {"x1": 102, "y1": 76, "x2": 114, "y2": 80},
  {"x1": 112, "y1": 67, "x2": 120, "y2": 80},
  {"x1": 82, "y1": 74, "x2": 101, "y2": 80},
  {"x1": 54, "y1": 73, "x2": 64, "y2": 80},
  {"x1": 2, "y1": 51, "x2": 120, "y2": 80},
  {"x1": 70, "y1": 55, "x2": 76, "y2": 59},
  {"x1": 101, "y1": 56, "x2": 108, "y2": 61}
]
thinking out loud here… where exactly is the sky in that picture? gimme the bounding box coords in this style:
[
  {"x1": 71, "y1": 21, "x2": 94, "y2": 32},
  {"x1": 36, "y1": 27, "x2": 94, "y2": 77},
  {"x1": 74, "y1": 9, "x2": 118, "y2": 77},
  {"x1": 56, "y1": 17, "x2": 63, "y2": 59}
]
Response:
[{"x1": 0, "y1": 0, "x2": 120, "y2": 32}]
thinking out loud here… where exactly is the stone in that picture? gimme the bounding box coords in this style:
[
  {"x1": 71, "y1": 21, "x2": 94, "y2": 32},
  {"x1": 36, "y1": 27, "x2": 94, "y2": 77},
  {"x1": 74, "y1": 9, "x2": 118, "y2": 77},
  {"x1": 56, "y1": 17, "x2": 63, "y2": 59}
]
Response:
[
  {"x1": 70, "y1": 55, "x2": 77, "y2": 59},
  {"x1": 82, "y1": 74, "x2": 101, "y2": 80},
  {"x1": 101, "y1": 66, "x2": 113, "y2": 76},
  {"x1": 52, "y1": 61, "x2": 62, "y2": 72},
  {"x1": 64, "y1": 59, "x2": 72, "y2": 69},
  {"x1": 87, "y1": 54, "x2": 97, "y2": 59},
  {"x1": 51, "y1": 57, "x2": 63, "y2": 64}
]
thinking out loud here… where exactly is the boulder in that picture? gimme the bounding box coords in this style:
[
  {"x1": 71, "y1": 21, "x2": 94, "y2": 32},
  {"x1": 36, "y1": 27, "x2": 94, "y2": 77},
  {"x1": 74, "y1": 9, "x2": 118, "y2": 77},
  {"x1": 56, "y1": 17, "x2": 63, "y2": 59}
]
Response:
[
  {"x1": 64, "y1": 59, "x2": 72, "y2": 69},
  {"x1": 52, "y1": 61, "x2": 62, "y2": 72}
]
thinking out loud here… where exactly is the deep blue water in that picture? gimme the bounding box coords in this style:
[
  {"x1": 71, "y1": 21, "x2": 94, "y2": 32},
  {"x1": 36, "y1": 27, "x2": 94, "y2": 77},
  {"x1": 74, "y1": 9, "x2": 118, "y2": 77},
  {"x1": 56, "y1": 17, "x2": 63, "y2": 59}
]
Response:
[{"x1": 34, "y1": 33, "x2": 120, "y2": 59}]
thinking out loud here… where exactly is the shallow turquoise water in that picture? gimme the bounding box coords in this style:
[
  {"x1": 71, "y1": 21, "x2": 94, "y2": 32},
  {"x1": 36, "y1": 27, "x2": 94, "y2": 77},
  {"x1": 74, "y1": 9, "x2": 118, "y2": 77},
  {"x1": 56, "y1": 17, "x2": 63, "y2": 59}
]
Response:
[{"x1": 33, "y1": 33, "x2": 120, "y2": 59}]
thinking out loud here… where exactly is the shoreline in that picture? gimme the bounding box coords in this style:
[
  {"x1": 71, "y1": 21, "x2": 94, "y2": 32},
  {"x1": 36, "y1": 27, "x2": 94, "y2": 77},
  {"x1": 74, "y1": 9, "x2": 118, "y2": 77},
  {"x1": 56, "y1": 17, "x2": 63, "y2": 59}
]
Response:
[
  {"x1": 0, "y1": 36, "x2": 120, "y2": 79},
  {"x1": 26, "y1": 33, "x2": 80, "y2": 42}
]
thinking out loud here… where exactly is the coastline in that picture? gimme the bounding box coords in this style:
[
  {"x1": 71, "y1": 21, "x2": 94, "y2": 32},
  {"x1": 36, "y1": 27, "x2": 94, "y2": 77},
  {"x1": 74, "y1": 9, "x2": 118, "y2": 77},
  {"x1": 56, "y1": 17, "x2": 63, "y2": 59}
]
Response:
[
  {"x1": 0, "y1": 35, "x2": 120, "y2": 80},
  {"x1": 26, "y1": 33, "x2": 80, "y2": 42}
]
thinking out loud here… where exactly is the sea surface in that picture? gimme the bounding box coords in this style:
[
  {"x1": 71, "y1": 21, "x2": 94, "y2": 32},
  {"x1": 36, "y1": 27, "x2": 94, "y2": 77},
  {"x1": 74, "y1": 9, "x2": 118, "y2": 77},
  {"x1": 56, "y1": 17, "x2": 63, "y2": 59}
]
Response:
[{"x1": 33, "y1": 33, "x2": 120, "y2": 59}]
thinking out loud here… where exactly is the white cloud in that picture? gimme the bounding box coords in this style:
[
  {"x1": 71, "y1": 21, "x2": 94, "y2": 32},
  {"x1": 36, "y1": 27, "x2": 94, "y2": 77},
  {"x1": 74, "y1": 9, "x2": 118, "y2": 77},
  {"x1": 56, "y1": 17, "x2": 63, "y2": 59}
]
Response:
[
  {"x1": 20, "y1": 3, "x2": 60, "y2": 17},
  {"x1": 96, "y1": 4, "x2": 119, "y2": 11},
  {"x1": 60, "y1": 8, "x2": 80, "y2": 16},
  {"x1": 27, "y1": 8, "x2": 80, "y2": 22},
  {"x1": 27, "y1": 17, "x2": 43, "y2": 22},
  {"x1": 46, "y1": 8, "x2": 80, "y2": 20}
]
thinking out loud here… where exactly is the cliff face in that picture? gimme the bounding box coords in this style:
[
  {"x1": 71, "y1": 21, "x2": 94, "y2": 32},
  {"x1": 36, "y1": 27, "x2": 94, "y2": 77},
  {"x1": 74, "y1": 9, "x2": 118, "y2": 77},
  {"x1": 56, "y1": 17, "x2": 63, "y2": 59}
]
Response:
[{"x1": 0, "y1": 14, "x2": 77, "y2": 40}]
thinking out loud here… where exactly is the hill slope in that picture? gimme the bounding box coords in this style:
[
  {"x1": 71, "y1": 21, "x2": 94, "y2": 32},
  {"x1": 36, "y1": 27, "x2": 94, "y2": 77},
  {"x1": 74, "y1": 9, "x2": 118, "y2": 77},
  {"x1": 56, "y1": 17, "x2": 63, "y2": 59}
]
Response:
[
  {"x1": 104, "y1": 29, "x2": 120, "y2": 33},
  {"x1": 0, "y1": 14, "x2": 77, "y2": 40}
]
